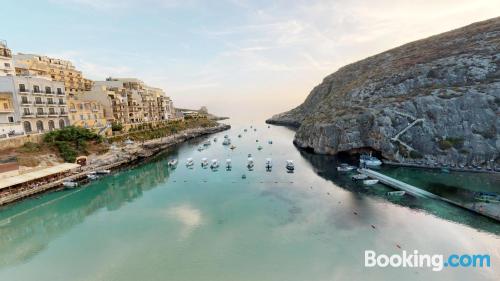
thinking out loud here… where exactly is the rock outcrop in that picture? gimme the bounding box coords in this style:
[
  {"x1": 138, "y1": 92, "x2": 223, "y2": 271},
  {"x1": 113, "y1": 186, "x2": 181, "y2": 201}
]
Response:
[{"x1": 267, "y1": 17, "x2": 500, "y2": 168}]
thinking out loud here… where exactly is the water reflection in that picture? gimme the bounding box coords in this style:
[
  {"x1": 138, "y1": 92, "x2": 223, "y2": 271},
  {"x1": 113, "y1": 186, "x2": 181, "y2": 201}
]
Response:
[
  {"x1": 298, "y1": 150, "x2": 500, "y2": 234},
  {"x1": 0, "y1": 154, "x2": 174, "y2": 268}
]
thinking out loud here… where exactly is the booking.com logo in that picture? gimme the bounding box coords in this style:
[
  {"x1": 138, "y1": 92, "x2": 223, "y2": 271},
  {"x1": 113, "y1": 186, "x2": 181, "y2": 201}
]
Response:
[{"x1": 365, "y1": 250, "x2": 491, "y2": 271}]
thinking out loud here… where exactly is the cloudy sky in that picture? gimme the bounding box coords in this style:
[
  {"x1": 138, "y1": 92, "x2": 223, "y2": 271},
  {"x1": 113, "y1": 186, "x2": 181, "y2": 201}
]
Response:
[{"x1": 2, "y1": 0, "x2": 499, "y2": 120}]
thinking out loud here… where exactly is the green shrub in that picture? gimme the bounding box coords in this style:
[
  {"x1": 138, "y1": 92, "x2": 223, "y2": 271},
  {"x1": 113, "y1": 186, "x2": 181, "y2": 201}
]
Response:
[
  {"x1": 438, "y1": 137, "x2": 464, "y2": 150},
  {"x1": 19, "y1": 142, "x2": 42, "y2": 153},
  {"x1": 44, "y1": 126, "x2": 102, "y2": 162},
  {"x1": 111, "y1": 122, "x2": 123, "y2": 132},
  {"x1": 409, "y1": 150, "x2": 423, "y2": 159},
  {"x1": 438, "y1": 139, "x2": 452, "y2": 150},
  {"x1": 55, "y1": 141, "x2": 78, "y2": 163}
]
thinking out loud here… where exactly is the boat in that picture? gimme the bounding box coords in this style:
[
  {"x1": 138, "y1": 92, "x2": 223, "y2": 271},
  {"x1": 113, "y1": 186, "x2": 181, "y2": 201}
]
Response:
[
  {"x1": 255, "y1": 139, "x2": 259, "y2": 142},
  {"x1": 186, "y1": 158, "x2": 194, "y2": 167},
  {"x1": 257, "y1": 145, "x2": 263, "y2": 150},
  {"x1": 268, "y1": 125, "x2": 270, "y2": 128},
  {"x1": 168, "y1": 159, "x2": 178, "y2": 168},
  {"x1": 247, "y1": 157, "x2": 254, "y2": 170},
  {"x1": 222, "y1": 138, "x2": 231, "y2": 145},
  {"x1": 226, "y1": 159, "x2": 232, "y2": 170},
  {"x1": 63, "y1": 181, "x2": 78, "y2": 188},
  {"x1": 87, "y1": 174, "x2": 99, "y2": 180},
  {"x1": 387, "y1": 191, "x2": 406, "y2": 196},
  {"x1": 244, "y1": 129, "x2": 247, "y2": 132},
  {"x1": 238, "y1": 134, "x2": 242, "y2": 138},
  {"x1": 201, "y1": 158, "x2": 209, "y2": 167},
  {"x1": 248, "y1": 153, "x2": 252, "y2": 157},
  {"x1": 213, "y1": 137, "x2": 217, "y2": 142},
  {"x1": 286, "y1": 160, "x2": 295, "y2": 172},
  {"x1": 351, "y1": 174, "x2": 368, "y2": 181},
  {"x1": 359, "y1": 153, "x2": 382, "y2": 167},
  {"x1": 337, "y1": 163, "x2": 355, "y2": 172},
  {"x1": 265, "y1": 158, "x2": 272, "y2": 171},
  {"x1": 197, "y1": 145, "x2": 204, "y2": 151},
  {"x1": 230, "y1": 145, "x2": 236, "y2": 150},
  {"x1": 363, "y1": 179, "x2": 379, "y2": 185},
  {"x1": 474, "y1": 192, "x2": 500, "y2": 203},
  {"x1": 224, "y1": 135, "x2": 229, "y2": 139},
  {"x1": 241, "y1": 174, "x2": 247, "y2": 179},
  {"x1": 268, "y1": 140, "x2": 273, "y2": 144},
  {"x1": 254, "y1": 129, "x2": 257, "y2": 131},
  {"x1": 210, "y1": 159, "x2": 219, "y2": 169},
  {"x1": 203, "y1": 140, "x2": 211, "y2": 146},
  {"x1": 96, "y1": 169, "x2": 111, "y2": 174}
]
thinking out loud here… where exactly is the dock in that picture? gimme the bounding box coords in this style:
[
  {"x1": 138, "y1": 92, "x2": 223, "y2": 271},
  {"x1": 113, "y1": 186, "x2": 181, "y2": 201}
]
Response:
[{"x1": 359, "y1": 168, "x2": 500, "y2": 222}]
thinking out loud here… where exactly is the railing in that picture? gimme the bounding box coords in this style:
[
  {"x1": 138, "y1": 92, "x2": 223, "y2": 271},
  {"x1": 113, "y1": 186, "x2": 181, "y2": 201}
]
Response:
[
  {"x1": 23, "y1": 113, "x2": 34, "y2": 117},
  {"x1": 34, "y1": 101, "x2": 45, "y2": 105}
]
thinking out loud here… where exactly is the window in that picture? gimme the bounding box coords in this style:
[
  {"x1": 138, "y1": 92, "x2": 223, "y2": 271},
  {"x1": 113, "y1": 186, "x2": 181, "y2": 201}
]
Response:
[
  {"x1": 19, "y1": 84, "x2": 26, "y2": 92},
  {"x1": 45, "y1": 86, "x2": 51, "y2": 93},
  {"x1": 47, "y1": 98, "x2": 53, "y2": 104},
  {"x1": 23, "y1": 108, "x2": 30, "y2": 115},
  {"x1": 80, "y1": 115, "x2": 84, "y2": 120},
  {"x1": 21, "y1": 97, "x2": 28, "y2": 104},
  {"x1": 37, "y1": 108, "x2": 44, "y2": 114},
  {"x1": 59, "y1": 98, "x2": 64, "y2": 104},
  {"x1": 49, "y1": 108, "x2": 55, "y2": 114},
  {"x1": 8, "y1": 116, "x2": 13, "y2": 123},
  {"x1": 57, "y1": 88, "x2": 62, "y2": 95},
  {"x1": 94, "y1": 114, "x2": 98, "y2": 120},
  {"x1": 35, "y1": 97, "x2": 42, "y2": 104},
  {"x1": 4, "y1": 63, "x2": 10, "y2": 67},
  {"x1": 3, "y1": 103, "x2": 7, "y2": 109},
  {"x1": 33, "y1": 85, "x2": 40, "y2": 93},
  {"x1": 79, "y1": 104, "x2": 83, "y2": 110}
]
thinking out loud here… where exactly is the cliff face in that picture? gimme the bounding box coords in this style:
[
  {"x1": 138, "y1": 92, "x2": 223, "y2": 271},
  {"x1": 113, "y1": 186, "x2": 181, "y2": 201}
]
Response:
[{"x1": 267, "y1": 17, "x2": 500, "y2": 167}]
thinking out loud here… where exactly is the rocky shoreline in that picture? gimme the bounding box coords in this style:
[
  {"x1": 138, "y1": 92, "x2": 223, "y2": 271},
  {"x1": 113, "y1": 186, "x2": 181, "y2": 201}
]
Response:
[{"x1": 0, "y1": 123, "x2": 230, "y2": 206}]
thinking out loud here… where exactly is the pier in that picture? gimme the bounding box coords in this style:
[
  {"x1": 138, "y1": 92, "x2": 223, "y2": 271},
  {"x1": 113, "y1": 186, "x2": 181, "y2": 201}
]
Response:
[{"x1": 359, "y1": 168, "x2": 500, "y2": 222}]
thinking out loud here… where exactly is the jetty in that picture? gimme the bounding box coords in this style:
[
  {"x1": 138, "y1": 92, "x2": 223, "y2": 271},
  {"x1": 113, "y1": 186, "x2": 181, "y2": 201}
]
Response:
[{"x1": 359, "y1": 168, "x2": 500, "y2": 222}]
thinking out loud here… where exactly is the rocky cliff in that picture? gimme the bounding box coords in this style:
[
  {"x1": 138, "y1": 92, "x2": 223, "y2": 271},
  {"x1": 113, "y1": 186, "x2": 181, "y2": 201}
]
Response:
[{"x1": 267, "y1": 17, "x2": 500, "y2": 168}]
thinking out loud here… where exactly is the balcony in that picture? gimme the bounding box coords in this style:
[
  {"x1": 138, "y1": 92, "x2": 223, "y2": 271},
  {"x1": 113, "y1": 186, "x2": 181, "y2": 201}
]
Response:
[
  {"x1": 60, "y1": 112, "x2": 68, "y2": 116},
  {"x1": 23, "y1": 112, "x2": 35, "y2": 118},
  {"x1": 36, "y1": 112, "x2": 48, "y2": 117},
  {"x1": 34, "y1": 101, "x2": 46, "y2": 105},
  {"x1": 47, "y1": 101, "x2": 56, "y2": 105},
  {"x1": 46, "y1": 91, "x2": 55, "y2": 95},
  {"x1": 58, "y1": 102, "x2": 67, "y2": 106},
  {"x1": 57, "y1": 91, "x2": 65, "y2": 96},
  {"x1": 32, "y1": 90, "x2": 43, "y2": 95},
  {"x1": 21, "y1": 100, "x2": 31, "y2": 105},
  {"x1": 19, "y1": 89, "x2": 29, "y2": 94},
  {"x1": 48, "y1": 111, "x2": 58, "y2": 117}
]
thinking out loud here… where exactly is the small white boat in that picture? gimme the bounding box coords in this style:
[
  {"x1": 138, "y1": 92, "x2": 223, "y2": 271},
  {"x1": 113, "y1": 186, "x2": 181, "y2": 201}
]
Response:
[
  {"x1": 352, "y1": 174, "x2": 368, "y2": 181},
  {"x1": 222, "y1": 138, "x2": 231, "y2": 145},
  {"x1": 363, "y1": 179, "x2": 379, "y2": 185},
  {"x1": 210, "y1": 159, "x2": 219, "y2": 169},
  {"x1": 168, "y1": 159, "x2": 178, "y2": 168},
  {"x1": 337, "y1": 163, "x2": 355, "y2": 172},
  {"x1": 96, "y1": 169, "x2": 111, "y2": 174},
  {"x1": 265, "y1": 158, "x2": 272, "y2": 170},
  {"x1": 201, "y1": 157, "x2": 209, "y2": 167},
  {"x1": 257, "y1": 145, "x2": 263, "y2": 151},
  {"x1": 87, "y1": 174, "x2": 99, "y2": 180},
  {"x1": 63, "y1": 181, "x2": 78, "y2": 188},
  {"x1": 226, "y1": 159, "x2": 232, "y2": 169},
  {"x1": 360, "y1": 153, "x2": 382, "y2": 167},
  {"x1": 286, "y1": 160, "x2": 295, "y2": 171},
  {"x1": 387, "y1": 191, "x2": 406, "y2": 196},
  {"x1": 186, "y1": 158, "x2": 194, "y2": 167},
  {"x1": 247, "y1": 157, "x2": 254, "y2": 170}
]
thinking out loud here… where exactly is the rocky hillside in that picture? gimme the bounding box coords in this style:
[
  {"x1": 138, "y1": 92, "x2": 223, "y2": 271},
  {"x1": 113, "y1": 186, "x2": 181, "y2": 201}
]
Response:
[{"x1": 267, "y1": 17, "x2": 500, "y2": 168}]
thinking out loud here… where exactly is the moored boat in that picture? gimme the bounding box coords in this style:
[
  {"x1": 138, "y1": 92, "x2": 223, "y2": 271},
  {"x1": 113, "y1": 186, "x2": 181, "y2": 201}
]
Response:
[
  {"x1": 210, "y1": 159, "x2": 219, "y2": 169},
  {"x1": 226, "y1": 159, "x2": 232, "y2": 170},
  {"x1": 286, "y1": 160, "x2": 295, "y2": 172},
  {"x1": 363, "y1": 179, "x2": 379, "y2": 185},
  {"x1": 63, "y1": 181, "x2": 78, "y2": 188},
  {"x1": 222, "y1": 138, "x2": 231, "y2": 145},
  {"x1": 96, "y1": 169, "x2": 111, "y2": 174},
  {"x1": 387, "y1": 191, "x2": 406, "y2": 196},
  {"x1": 351, "y1": 174, "x2": 368, "y2": 181},
  {"x1": 247, "y1": 157, "x2": 254, "y2": 170},
  {"x1": 186, "y1": 158, "x2": 195, "y2": 167},
  {"x1": 359, "y1": 154, "x2": 382, "y2": 167},
  {"x1": 265, "y1": 158, "x2": 272, "y2": 171},
  {"x1": 337, "y1": 163, "x2": 355, "y2": 172},
  {"x1": 257, "y1": 145, "x2": 263, "y2": 151}
]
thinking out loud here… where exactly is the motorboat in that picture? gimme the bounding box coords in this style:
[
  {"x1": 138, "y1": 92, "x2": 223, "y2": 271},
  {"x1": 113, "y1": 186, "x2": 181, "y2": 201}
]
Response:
[
  {"x1": 96, "y1": 169, "x2": 111, "y2": 174},
  {"x1": 63, "y1": 181, "x2": 78, "y2": 188},
  {"x1": 351, "y1": 174, "x2": 368, "y2": 181},
  {"x1": 210, "y1": 159, "x2": 219, "y2": 169},
  {"x1": 337, "y1": 163, "x2": 355, "y2": 172},
  {"x1": 255, "y1": 139, "x2": 259, "y2": 142},
  {"x1": 186, "y1": 158, "x2": 194, "y2": 167},
  {"x1": 224, "y1": 135, "x2": 229, "y2": 139},
  {"x1": 238, "y1": 134, "x2": 242, "y2": 138},
  {"x1": 222, "y1": 138, "x2": 231, "y2": 145},
  {"x1": 87, "y1": 174, "x2": 99, "y2": 180},
  {"x1": 247, "y1": 157, "x2": 254, "y2": 170},
  {"x1": 226, "y1": 159, "x2": 232, "y2": 170},
  {"x1": 248, "y1": 153, "x2": 252, "y2": 157},
  {"x1": 363, "y1": 179, "x2": 379, "y2": 185},
  {"x1": 203, "y1": 140, "x2": 211, "y2": 146},
  {"x1": 197, "y1": 145, "x2": 204, "y2": 151},
  {"x1": 244, "y1": 129, "x2": 247, "y2": 132},
  {"x1": 230, "y1": 145, "x2": 237, "y2": 150},
  {"x1": 359, "y1": 153, "x2": 382, "y2": 167},
  {"x1": 286, "y1": 160, "x2": 295, "y2": 172},
  {"x1": 241, "y1": 174, "x2": 247, "y2": 179},
  {"x1": 474, "y1": 192, "x2": 500, "y2": 203},
  {"x1": 387, "y1": 191, "x2": 406, "y2": 196},
  {"x1": 213, "y1": 137, "x2": 217, "y2": 142},
  {"x1": 168, "y1": 159, "x2": 178, "y2": 168},
  {"x1": 201, "y1": 158, "x2": 209, "y2": 167},
  {"x1": 265, "y1": 158, "x2": 272, "y2": 171},
  {"x1": 257, "y1": 145, "x2": 263, "y2": 151},
  {"x1": 268, "y1": 140, "x2": 273, "y2": 144}
]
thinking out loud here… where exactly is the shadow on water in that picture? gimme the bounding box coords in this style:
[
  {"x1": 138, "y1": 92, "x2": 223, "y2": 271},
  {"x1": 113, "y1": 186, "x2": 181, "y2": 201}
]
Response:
[
  {"x1": 0, "y1": 150, "x2": 177, "y2": 269},
  {"x1": 298, "y1": 150, "x2": 500, "y2": 235}
]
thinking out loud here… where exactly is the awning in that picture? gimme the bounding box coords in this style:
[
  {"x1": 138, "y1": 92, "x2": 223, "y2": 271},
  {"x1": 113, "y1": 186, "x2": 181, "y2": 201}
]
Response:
[{"x1": 0, "y1": 163, "x2": 80, "y2": 190}]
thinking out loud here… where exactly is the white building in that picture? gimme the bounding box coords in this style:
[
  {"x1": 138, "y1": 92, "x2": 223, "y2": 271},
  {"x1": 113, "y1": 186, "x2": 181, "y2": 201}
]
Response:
[
  {"x1": 0, "y1": 40, "x2": 15, "y2": 76},
  {"x1": 0, "y1": 76, "x2": 69, "y2": 134}
]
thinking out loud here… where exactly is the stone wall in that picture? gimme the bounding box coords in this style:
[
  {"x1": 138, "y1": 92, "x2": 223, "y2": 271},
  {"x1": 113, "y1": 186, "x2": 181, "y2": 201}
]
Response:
[{"x1": 0, "y1": 133, "x2": 44, "y2": 150}]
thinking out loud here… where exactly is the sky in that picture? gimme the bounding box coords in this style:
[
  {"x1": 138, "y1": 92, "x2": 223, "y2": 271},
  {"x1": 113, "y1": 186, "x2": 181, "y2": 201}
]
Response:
[{"x1": 2, "y1": 0, "x2": 499, "y2": 121}]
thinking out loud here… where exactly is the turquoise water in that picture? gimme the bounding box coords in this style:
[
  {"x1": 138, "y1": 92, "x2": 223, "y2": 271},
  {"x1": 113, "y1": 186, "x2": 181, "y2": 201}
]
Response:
[{"x1": 0, "y1": 120, "x2": 499, "y2": 281}]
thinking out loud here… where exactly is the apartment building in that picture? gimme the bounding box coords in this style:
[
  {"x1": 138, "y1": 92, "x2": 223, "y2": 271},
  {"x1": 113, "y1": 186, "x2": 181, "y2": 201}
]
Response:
[
  {"x1": 0, "y1": 40, "x2": 15, "y2": 76},
  {"x1": 0, "y1": 76, "x2": 69, "y2": 134},
  {"x1": 67, "y1": 97, "x2": 107, "y2": 130}
]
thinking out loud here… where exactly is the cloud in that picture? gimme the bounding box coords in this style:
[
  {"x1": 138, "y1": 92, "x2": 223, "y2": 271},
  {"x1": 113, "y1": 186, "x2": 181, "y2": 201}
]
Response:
[{"x1": 166, "y1": 204, "x2": 203, "y2": 239}]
